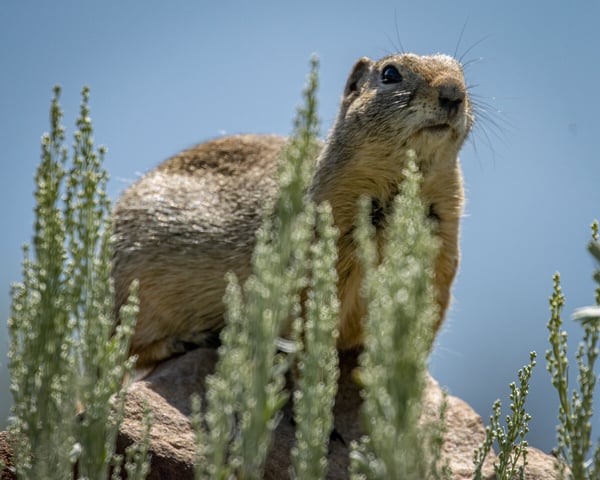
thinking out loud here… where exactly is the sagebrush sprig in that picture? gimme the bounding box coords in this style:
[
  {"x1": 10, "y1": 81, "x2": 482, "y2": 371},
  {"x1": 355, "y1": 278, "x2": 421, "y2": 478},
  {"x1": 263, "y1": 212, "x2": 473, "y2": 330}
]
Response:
[
  {"x1": 195, "y1": 56, "x2": 322, "y2": 479},
  {"x1": 8, "y1": 85, "x2": 74, "y2": 480},
  {"x1": 290, "y1": 202, "x2": 340, "y2": 480},
  {"x1": 68, "y1": 86, "x2": 138, "y2": 478},
  {"x1": 473, "y1": 352, "x2": 536, "y2": 480},
  {"x1": 547, "y1": 274, "x2": 589, "y2": 479},
  {"x1": 427, "y1": 391, "x2": 452, "y2": 480},
  {"x1": 8, "y1": 86, "x2": 142, "y2": 480},
  {"x1": 349, "y1": 153, "x2": 442, "y2": 480},
  {"x1": 123, "y1": 403, "x2": 153, "y2": 480},
  {"x1": 547, "y1": 220, "x2": 600, "y2": 479}
]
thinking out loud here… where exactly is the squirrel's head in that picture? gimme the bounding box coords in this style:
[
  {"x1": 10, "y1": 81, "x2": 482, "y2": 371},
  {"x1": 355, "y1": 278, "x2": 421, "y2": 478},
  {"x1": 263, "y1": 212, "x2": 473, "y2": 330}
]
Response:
[{"x1": 334, "y1": 53, "x2": 473, "y2": 160}]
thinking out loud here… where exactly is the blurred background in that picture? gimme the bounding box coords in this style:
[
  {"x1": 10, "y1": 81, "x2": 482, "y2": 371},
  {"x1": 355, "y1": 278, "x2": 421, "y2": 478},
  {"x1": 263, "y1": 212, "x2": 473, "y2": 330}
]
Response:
[{"x1": 1, "y1": 0, "x2": 599, "y2": 454}]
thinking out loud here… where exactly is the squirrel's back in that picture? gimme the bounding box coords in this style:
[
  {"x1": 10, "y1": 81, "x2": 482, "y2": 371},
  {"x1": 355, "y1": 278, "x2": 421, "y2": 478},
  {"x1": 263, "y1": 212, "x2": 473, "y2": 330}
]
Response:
[{"x1": 113, "y1": 134, "x2": 288, "y2": 364}]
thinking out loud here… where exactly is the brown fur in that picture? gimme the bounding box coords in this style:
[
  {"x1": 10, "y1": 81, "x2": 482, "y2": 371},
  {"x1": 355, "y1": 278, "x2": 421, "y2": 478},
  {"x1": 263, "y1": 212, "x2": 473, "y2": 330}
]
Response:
[{"x1": 112, "y1": 53, "x2": 473, "y2": 367}]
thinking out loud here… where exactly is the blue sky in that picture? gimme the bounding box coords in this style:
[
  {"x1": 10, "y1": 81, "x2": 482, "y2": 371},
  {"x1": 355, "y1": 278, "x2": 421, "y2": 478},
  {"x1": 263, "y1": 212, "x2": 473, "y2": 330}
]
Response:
[{"x1": 1, "y1": 1, "x2": 599, "y2": 454}]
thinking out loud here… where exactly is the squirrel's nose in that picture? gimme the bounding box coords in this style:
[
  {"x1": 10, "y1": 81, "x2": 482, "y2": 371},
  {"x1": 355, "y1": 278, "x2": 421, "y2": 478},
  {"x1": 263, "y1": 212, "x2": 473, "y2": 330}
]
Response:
[{"x1": 438, "y1": 83, "x2": 465, "y2": 118}]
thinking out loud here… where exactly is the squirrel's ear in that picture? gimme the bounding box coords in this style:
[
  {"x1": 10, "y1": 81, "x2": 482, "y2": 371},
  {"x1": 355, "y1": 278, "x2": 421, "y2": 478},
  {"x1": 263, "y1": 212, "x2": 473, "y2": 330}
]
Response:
[{"x1": 343, "y1": 57, "x2": 373, "y2": 99}]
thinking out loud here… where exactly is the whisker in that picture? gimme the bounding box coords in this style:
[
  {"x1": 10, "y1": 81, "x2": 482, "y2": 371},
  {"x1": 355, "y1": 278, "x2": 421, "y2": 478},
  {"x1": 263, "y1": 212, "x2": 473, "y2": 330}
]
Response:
[
  {"x1": 459, "y1": 35, "x2": 492, "y2": 65},
  {"x1": 382, "y1": 38, "x2": 401, "y2": 57},
  {"x1": 473, "y1": 104, "x2": 511, "y2": 140},
  {"x1": 378, "y1": 42, "x2": 397, "y2": 58},
  {"x1": 454, "y1": 17, "x2": 470, "y2": 59},
  {"x1": 462, "y1": 57, "x2": 485, "y2": 71},
  {"x1": 469, "y1": 102, "x2": 511, "y2": 162},
  {"x1": 394, "y1": 9, "x2": 406, "y2": 54}
]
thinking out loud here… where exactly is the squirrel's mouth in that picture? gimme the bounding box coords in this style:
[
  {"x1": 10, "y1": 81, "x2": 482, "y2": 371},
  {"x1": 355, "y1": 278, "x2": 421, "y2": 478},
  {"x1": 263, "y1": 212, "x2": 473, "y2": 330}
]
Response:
[
  {"x1": 419, "y1": 117, "x2": 468, "y2": 138},
  {"x1": 421, "y1": 123, "x2": 451, "y2": 133},
  {"x1": 417, "y1": 122, "x2": 454, "y2": 137},
  {"x1": 411, "y1": 116, "x2": 468, "y2": 142}
]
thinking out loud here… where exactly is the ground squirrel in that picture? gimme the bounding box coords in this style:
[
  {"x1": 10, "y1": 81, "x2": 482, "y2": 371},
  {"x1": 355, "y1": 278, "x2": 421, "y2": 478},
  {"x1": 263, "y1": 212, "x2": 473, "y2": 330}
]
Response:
[{"x1": 113, "y1": 53, "x2": 473, "y2": 367}]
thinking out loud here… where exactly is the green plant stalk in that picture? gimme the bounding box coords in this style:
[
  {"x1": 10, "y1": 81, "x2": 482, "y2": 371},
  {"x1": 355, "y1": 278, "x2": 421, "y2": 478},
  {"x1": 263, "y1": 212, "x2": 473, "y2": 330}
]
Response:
[
  {"x1": 496, "y1": 353, "x2": 536, "y2": 480},
  {"x1": 584, "y1": 221, "x2": 600, "y2": 478},
  {"x1": 427, "y1": 391, "x2": 452, "y2": 480},
  {"x1": 349, "y1": 154, "x2": 440, "y2": 479},
  {"x1": 8, "y1": 86, "x2": 75, "y2": 479},
  {"x1": 546, "y1": 273, "x2": 595, "y2": 479},
  {"x1": 547, "y1": 274, "x2": 571, "y2": 456},
  {"x1": 473, "y1": 352, "x2": 536, "y2": 480},
  {"x1": 8, "y1": 86, "x2": 143, "y2": 480},
  {"x1": 123, "y1": 403, "x2": 153, "y2": 480},
  {"x1": 473, "y1": 399, "x2": 501, "y2": 480},
  {"x1": 291, "y1": 202, "x2": 340, "y2": 480},
  {"x1": 196, "y1": 56, "x2": 321, "y2": 479},
  {"x1": 64, "y1": 87, "x2": 126, "y2": 479},
  {"x1": 546, "y1": 220, "x2": 600, "y2": 479}
]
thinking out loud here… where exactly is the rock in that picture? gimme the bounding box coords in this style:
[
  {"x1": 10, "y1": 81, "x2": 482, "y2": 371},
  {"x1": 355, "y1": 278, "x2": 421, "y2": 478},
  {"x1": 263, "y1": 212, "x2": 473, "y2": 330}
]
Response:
[
  {"x1": 0, "y1": 431, "x2": 15, "y2": 480},
  {"x1": 0, "y1": 348, "x2": 562, "y2": 479},
  {"x1": 117, "y1": 348, "x2": 562, "y2": 479}
]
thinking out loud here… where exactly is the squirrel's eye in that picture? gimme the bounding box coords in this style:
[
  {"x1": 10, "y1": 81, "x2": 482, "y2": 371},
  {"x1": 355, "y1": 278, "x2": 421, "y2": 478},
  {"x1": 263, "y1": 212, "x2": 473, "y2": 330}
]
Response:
[{"x1": 381, "y1": 65, "x2": 402, "y2": 84}]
